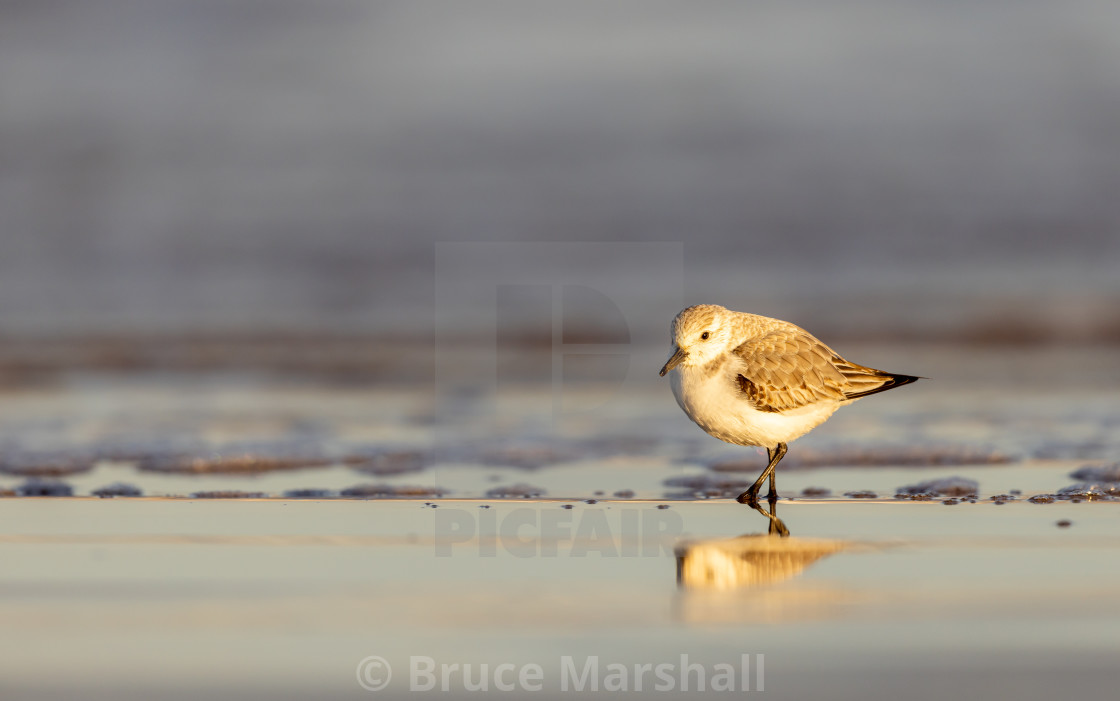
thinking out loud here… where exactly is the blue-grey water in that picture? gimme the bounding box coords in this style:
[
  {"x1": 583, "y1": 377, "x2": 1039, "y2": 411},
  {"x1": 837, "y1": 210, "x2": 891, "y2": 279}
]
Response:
[{"x1": 1, "y1": 1, "x2": 1118, "y2": 340}]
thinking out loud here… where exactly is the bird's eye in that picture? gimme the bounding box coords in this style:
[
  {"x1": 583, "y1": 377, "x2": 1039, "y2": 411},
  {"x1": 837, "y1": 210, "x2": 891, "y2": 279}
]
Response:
[{"x1": 700, "y1": 331, "x2": 710, "y2": 340}]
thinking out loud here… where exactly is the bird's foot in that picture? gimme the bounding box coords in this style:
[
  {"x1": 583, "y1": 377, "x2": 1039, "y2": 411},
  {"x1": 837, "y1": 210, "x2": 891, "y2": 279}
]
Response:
[{"x1": 736, "y1": 489, "x2": 760, "y2": 507}]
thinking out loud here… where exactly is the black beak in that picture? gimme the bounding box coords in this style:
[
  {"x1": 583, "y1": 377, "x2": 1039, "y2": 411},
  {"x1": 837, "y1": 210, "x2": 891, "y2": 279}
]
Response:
[{"x1": 659, "y1": 346, "x2": 687, "y2": 377}]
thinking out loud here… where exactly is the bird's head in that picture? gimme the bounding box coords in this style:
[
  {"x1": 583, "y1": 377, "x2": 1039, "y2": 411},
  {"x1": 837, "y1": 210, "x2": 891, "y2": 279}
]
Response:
[{"x1": 659, "y1": 304, "x2": 733, "y2": 376}]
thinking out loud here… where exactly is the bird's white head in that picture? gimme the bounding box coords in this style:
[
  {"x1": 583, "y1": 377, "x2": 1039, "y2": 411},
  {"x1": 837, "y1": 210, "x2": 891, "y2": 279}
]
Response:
[{"x1": 659, "y1": 304, "x2": 734, "y2": 376}]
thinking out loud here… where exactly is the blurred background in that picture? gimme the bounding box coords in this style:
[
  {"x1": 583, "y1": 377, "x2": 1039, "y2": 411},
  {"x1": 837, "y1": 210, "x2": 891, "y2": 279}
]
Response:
[
  {"x1": 3, "y1": 5, "x2": 1120, "y2": 699},
  {"x1": 2, "y1": 0, "x2": 1118, "y2": 372}
]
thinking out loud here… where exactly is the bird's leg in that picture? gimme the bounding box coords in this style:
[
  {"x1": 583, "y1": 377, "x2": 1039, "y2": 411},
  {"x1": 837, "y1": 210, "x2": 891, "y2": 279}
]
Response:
[{"x1": 736, "y1": 442, "x2": 788, "y2": 507}]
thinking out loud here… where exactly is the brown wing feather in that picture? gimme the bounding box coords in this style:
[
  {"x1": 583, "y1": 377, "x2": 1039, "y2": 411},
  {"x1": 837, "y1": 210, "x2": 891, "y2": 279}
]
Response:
[
  {"x1": 732, "y1": 327, "x2": 918, "y2": 412},
  {"x1": 731, "y1": 328, "x2": 848, "y2": 413}
]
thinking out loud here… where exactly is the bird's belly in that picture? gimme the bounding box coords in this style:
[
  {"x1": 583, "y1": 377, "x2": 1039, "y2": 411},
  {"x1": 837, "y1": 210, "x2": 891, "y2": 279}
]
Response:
[{"x1": 670, "y1": 368, "x2": 841, "y2": 447}]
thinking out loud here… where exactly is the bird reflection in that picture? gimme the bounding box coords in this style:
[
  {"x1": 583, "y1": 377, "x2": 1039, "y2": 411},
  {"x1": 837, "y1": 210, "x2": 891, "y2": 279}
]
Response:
[
  {"x1": 751, "y1": 500, "x2": 789, "y2": 537},
  {"x1": 675, "y1": 502, "x2": 847, "y2": 590}
]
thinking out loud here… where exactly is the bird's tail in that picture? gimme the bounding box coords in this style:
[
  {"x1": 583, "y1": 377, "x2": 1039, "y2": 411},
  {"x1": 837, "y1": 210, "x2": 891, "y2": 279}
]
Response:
[{"x1": 834, "y1": 358, "x2": 922, "y2": 400}]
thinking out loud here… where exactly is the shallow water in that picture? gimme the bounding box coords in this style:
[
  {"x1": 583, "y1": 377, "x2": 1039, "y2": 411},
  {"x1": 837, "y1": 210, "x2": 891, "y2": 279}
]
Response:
[{"x1": 2, "y1": 499, "x2": 1118, "y2": 700}]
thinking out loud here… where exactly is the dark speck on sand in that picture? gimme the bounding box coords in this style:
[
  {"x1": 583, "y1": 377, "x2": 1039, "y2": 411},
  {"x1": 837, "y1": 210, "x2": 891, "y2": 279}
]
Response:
[
  {"x1": 898, "y1": 477, "x2": 979, "y2": 498},
  {"x1": 1057, "y1": 483, "x2": 1120, "y2": 500},
  {"x1": 92, "y1": 482, "x2": 143, "y2": 498},
  {"x1": 283, "y1": 488, "x2": 336, "y2": 498},
  {"x1": 17, "y1": 479, "x2": 73, "y2": 497},
  {"x1": 1057, "y1": 520, "x2": 1073, "y2": 528},
  {"x1": 341, "y1": 484, "x2": 447, "y2": 498},
  {"x1": 484, "y1": 484, "x2": 546, "y2": 498},
  {"x1": 896, "y1": 492, "x2": 935, "y2": 501},
  {"x1": 845, "y1": 490, "x2": 878, "y2": 499},
  {"x1": 191, "y1": 490, "x2": 268, "y2": 499}
]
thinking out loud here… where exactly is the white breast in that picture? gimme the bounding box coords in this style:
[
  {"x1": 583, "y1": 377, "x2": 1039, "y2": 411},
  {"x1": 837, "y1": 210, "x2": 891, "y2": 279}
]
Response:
[{"x1": 670, "y1": 363, "x2": 844, "y2": 447}]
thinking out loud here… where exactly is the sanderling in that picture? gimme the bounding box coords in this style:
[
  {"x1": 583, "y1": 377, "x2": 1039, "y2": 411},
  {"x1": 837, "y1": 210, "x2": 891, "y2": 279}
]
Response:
[{"x1": 659, "y1": 304, "x2": 920, "y2": 506}]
